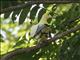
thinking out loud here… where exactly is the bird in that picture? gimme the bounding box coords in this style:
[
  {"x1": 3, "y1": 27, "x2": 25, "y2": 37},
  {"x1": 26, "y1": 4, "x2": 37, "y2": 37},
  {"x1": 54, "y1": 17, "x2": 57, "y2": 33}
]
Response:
[
  {"x1": 29, "y1": 12, "x2": 52, "y2": 41},
  {"x1": 29, "y1": 5, "x2": 54, "y2": 41}
]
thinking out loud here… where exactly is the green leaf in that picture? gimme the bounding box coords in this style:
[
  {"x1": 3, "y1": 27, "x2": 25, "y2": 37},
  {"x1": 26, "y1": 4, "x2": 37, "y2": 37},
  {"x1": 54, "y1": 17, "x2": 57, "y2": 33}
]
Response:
[
  {"x1": 12, "y1": 10, "x2": 21, "y2": 22},
  {"x1": 30, "y1": 5, "x2": 39, "y2": 20},
  {"x1": 38, "y1": 8, "x2": 46, "y2": 22},
  {"x1": 4, "y1": 12, "x2": 12, "y2": 19},
  {"x1": 19, "y1": 5, "x2": 31, "y2": 25},
  {"x1": 13, "y1": 40, "x2": 25, "y2": 48}
]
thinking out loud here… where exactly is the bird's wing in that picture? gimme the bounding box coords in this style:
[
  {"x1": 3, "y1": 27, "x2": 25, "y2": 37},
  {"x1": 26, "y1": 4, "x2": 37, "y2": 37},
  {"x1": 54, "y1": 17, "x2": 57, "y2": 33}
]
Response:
[
  {"x1": 34, "y1": 24, "x2": 46, "y2": 37},
  {"x1": 30, "y1": 24, "x2": 38, "y2": 37}
]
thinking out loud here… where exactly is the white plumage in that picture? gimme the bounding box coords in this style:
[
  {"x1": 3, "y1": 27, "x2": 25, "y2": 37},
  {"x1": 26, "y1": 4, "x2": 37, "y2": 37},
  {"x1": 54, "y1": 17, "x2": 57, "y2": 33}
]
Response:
[{"x1": 30, "y1": 12, "x2": 51, "y2": 39}]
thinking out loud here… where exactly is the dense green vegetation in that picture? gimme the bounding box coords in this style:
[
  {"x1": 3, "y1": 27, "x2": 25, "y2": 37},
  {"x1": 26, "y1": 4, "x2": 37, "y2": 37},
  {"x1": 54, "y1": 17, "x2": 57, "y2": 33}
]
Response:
[{"x1": 0, "y1": 1, "x2": 80, "y2": 60}]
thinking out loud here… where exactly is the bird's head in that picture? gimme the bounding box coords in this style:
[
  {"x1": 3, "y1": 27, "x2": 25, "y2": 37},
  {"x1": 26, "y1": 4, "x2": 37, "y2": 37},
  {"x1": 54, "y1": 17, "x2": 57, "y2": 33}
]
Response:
[{"x1": 39, "y1": 13, "x2": 52, "y2": 24}]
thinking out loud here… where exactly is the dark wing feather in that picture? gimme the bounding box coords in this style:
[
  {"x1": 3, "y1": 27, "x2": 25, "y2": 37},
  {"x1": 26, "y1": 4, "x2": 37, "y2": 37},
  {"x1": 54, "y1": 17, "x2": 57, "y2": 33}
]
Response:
[{"x1": 34, "y1": 24, "x2": 46, "y2": 37}]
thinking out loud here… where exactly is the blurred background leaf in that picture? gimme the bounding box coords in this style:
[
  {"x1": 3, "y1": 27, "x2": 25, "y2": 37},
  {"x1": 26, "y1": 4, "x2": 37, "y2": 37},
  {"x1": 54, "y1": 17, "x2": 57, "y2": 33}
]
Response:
[{"x1": 0, "y1": 2, "x2": 80, "y2": 60}]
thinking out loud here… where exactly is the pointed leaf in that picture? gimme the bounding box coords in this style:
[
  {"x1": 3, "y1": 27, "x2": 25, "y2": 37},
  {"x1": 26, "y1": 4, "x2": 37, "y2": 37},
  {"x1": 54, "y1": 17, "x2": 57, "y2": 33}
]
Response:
[
  {"x1": 12, "y1": 10, "x2": 21, "y2": 22},
  {"x1": 19, "y1": 5, "x2": 31, "y2": 25},
  {"x1": 38, "y1": 9, "x2": 46, "y2": 22},
  {"x1": 30, "y1": 5, "x2": 39, "y2": 20},
  {"x1": 13, "y1": 40, "x2": 25, "y2": 48}
]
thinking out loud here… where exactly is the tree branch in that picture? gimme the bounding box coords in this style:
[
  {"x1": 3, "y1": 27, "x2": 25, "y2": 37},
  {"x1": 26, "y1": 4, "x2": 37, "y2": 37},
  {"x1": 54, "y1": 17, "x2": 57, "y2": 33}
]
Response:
[
  {"x1": 1, "y1": 24, "x2": 80, "y2": 60},
  {"x1": 59, "y1": 16, "x2": 80, "y2": 29},
  {"x1": 0, "y1": 0, "x2": 80, "y2": 14}
]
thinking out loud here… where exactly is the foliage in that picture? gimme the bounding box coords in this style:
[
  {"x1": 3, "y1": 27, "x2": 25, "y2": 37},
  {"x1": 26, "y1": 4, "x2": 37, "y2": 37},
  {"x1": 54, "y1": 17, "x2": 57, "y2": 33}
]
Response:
[{"x1": 0, "y1": 1, "x2": 80, "y2": 60}]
